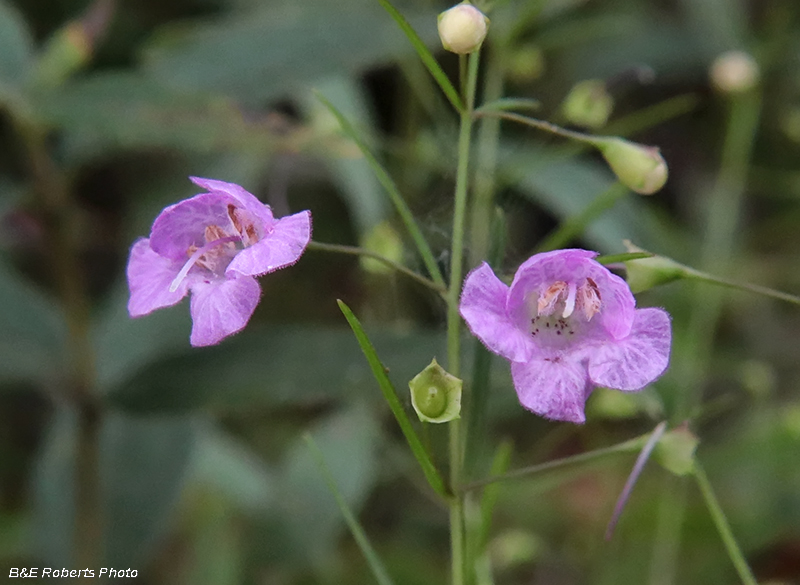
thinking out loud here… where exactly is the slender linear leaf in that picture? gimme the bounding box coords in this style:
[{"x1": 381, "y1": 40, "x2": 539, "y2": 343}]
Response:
[
  {"x1": 305, "y1": 434, "x2": 396, "y2": 585},
  {"x1": 318, "y1": 93, "x2": 445, "y2": 287},
  {"x1": 375, "y1": 0, "x2": 463, "y2": 112},
  {"x1": 596, "y1": 251, "x2": 654, "y2": 264},
  {"x1": 337, "y1": 300, "x2": 448, "y2": 497},
  {"x1": 475, "y1": 97, "x2": 542, "y2": 113}
]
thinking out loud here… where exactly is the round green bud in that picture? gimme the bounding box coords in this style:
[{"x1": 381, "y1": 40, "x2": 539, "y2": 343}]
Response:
[
  {"x1": 359, "y1": 221, "x2": 404, "y2": 275},
  {"x1": 409, "y1": 358, "x2": 462, "y2": 423},
  {"x1": 655, "y1": 425, "x2": 698, "y2": 477},
  {"x1": 438, "y1": 2, "x2": 489, "y2": 55},
  {"x1": 596, "y1": 137, "x2": 668, "y2": 195},
  {"x1": 561, "y1": 79, "x2": 614, "y2": 129}
]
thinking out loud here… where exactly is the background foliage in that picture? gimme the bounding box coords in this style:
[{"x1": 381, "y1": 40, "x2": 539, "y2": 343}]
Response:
[{"x1": 1, "y1": 0, "x2": 800, "y2": 583}]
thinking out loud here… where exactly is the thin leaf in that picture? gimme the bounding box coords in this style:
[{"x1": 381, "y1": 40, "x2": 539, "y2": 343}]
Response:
[
  {"x1": 305, "y1": 434, "x2": 396, "y2": 585},
  {"x1": 337, "y1": 300, "x2": 448, "y2": 497},
  {"x1": 479, "y1": 440, "x2": 513, "y2": 548},
  {"x1": 596, "y1": 251, "x2": 654, "y2": 264},
  {"x1": 374, "y1": 0, "x2": 464, "y2": 112},
  {"x1": 318, "y1": 93, "x2": 445, "y2": 287},
  {"x1": 605, "y1": 421, "x2": 667, "y2": 540}
]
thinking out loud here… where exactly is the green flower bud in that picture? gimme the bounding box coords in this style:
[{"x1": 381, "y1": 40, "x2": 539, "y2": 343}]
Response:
[
  {"x1": 655, "y1": 425, "x2": 698, "y2": 477},
  {"x1": 710, "y1": 50, "x2": 759, "y2": 94},
  {"x1": 622, "y1": 241, "x2": 689, "y2": 293},
  {"x1": 438, "y1": 2, "x2": 489, "y2": 55},
  {"x1": 561, "y1": 80, "x2": 614, "y2": 129},
  {"x1": 596, "y1": 137, "x2": 668, "y2": 195},
  {"x1": 409, "y1": 358, "x2": 462, "y2": 423},
  {"x1": 359, "y1": 221, "x2": 404, "y2": 275},
  {"x1": 506, "y1": 44, "x2": 545, "y2": 83}
]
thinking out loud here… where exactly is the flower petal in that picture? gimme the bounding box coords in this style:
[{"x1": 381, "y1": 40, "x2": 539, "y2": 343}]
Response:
[
  {"x1": 587, "y1": 307, "x2": 671, "y2": 391},
  {"x1": 127, "y1": 238, "x2": 188, "y2": 317},
  {"x1": 189, "y1": 176, "x2": 274, "y2": 226},
  {"x1": 226, "y1": 210, "x2": 312, "y2": 277},
  {"x1": 507, "y1": 248, "x2": 635, "y2": 339},
  {"x1": 150, "y1": 193, "x2": 239, "y2": 261},
  {"x1": 188, "y1": 275, "x2": 261, "y2": 346},
  {"x1": 511, "y1": 358, "x2": 589, "y2": 423},
  {"x1": 460, "y1": 263, "x2": 533, "y2": 362}
]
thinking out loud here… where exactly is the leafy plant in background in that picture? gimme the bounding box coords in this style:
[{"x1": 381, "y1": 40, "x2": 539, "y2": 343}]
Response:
[{"x1": 2, "y1": 0, "x2": 800, "y2": 584}]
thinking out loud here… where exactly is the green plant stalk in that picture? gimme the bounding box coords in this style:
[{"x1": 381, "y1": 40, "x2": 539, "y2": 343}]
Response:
[
  {"x1": 447, "y1": 50, "x2": 480, "y2": 585},
  {"x1": 307, "y1": 241, "x2": 446, "y2": 297},
  {"x1": 651, "y1": 89, "x2": 762, "y2": 585},
  {"x1": 469, "y1": 47, "x2": 506, "y2": 265},
  {"x1": 305, "y1": 434, "x2": 396, "y2": 585},
  {"x1": 461, "y1": 432, "x2": 649, "y2": 491},
  {"x1": 15, "y1": 118, "x2": 101, "y2": 569},
  {"x1": 536, "y1": 181, "x2": 629, "y2": 252},
  {"x1": 693, "y1": 464, "x2": 758, "y2": 585}
]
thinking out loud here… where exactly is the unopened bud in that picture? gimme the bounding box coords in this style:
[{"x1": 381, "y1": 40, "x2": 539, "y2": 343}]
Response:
[
  {"x1": 655, "y1": 425, "x2": 698, "y2": 477},
  {"x1": 438, "y1": 2, "x2": 489, "y2": 55},
  {"x1": 409, "y1": 358, "x2": 462, "y2": 423},
  {"x1": 562, "y1": 80, "x2": 613, "y2": 129},
  {"x1": 596, "y1": 137, "x2": 668, "y2": 195},
  {"x1": 622, "y1": 241, "x2": 688, "y2": 293},
  {"x1": 710, "y1": 50, "x2": 759, "y2": 94}
]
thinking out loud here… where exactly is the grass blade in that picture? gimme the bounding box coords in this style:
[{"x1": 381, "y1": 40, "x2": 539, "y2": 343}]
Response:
[
  {"x1": 337, "y1": 300, "x2": 449, "y2": 498},
  {"x1": 304, "y1": 434, "x2": 396, "y2": 585},
  {"x1": 318, "y1": 93, "x2": 445, "y2": 288},
  {"x1": 375, "y1": 0, "x2": 463, "y2": 112}
]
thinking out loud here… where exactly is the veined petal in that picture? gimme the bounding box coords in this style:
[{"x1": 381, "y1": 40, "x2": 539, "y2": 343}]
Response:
[
  {"x1": 127, "y1": 238, "x2": 189, "y2": 317},
  {"x1": 511, "y1": 358, "x2": 589, "y2": 423},
  {"x1": 150, "y1": 193, "x2": 240, "y2": 261},
  {"x1": 188, "y1": 275, "x2": 261, "y2": 346},
  {"x1": 226, "y1": 210, "x2": 312, "y2": 277},
  {"x1": 190, "y1": 176, "x2": 274, "y2": 226},
  {"x1": 460, "y1": 263, "x2": 533, "y2": 363},
  {"x1": 587, "y1": 307, "x2": 671, "y2": 391}
]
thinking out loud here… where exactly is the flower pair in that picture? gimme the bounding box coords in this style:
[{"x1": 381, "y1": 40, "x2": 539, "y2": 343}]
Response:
[{"x1": 127, "y1": 177, "x2": 311, "y2": 346}]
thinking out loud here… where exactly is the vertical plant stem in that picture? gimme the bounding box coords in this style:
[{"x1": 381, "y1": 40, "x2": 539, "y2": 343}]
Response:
[
  {"x1": 447, "y1": 50, "x2": 480, "y2": 585},
  {"x1": 650, "y1": 89, "x2": 761, "y2": 584},
  {"x1": 16, "y1": 119, "x2": 101, "y2": 567},
  {"x1": 693, "y1": 464, "x2": 758, "y2": 585}
]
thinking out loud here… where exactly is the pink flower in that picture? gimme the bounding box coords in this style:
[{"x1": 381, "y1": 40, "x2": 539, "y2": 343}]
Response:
[
  {"x1": 127, "y1": 177, "x2": 311, "y2": 346},
  {"x1": 460, "y1": 249, "x2": 671, "y2": 423}
]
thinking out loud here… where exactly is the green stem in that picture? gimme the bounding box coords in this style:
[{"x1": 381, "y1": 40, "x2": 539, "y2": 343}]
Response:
[
  {"x1": 15, "y1": 117, "x2": 100, "y2": 568},
  {"x1": 447, "y1": 50, "x2": 480, "y2": 585},
  {"x1": 460, "y1": 433, "x2": 649, "y2": 492},
  {"x1": 686, "y1": 269, "x2": 800, "y2": 306},
  {"x1": 693, "y1": 464, "x2": 758, "y2": 585},
  {"x1": 651, "y1": 89, "x2": 762, "y2": 584},
  {"x1": 306, "y1": 241, "x2": 446, "y2": 297},
  {"x1": 472, "y1": 110, "x2": 599, "y2": 146}
]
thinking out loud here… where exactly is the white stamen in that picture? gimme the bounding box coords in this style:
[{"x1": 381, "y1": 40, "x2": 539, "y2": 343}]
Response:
[
  {"x1": 169, "y1": 235, "x2": 240, "y2": 292},
  {"x1": 562, "y1": 282, "x2": 578, "y2": 318}
]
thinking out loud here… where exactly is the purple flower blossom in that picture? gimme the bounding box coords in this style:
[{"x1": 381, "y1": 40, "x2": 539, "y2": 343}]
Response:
[
  {"x1": 127, "y1": 177, "x2": 311, "y2": 346},
  {"x1": 460, "y1": 249, "x2": 671, "y2": 423}
]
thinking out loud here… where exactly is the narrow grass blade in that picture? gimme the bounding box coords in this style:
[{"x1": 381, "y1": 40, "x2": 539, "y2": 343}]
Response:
[
  {"x1": 375, "y1": 0, "x2": 463, "y2": 112},
  {"x1": 337, "y1": 300, "x2": 449, "y2": 498},
  {"x1": 479, "y1": 440, "x2": 513, "y2": 547},
  {"x1": 304, "y1": 434, "x2": 396, "y2": 585},
  {"x1": 605, "y1": 421, "x2": 666, "y2": 540},
  {"x1": 318, "y1": 93, "x2": 445, "y2": 288}
]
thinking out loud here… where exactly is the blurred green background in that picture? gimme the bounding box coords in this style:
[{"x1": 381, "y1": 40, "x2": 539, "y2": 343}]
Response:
[{"x1": 1, "y1": 0, "x2": 800, "y2": 583}]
